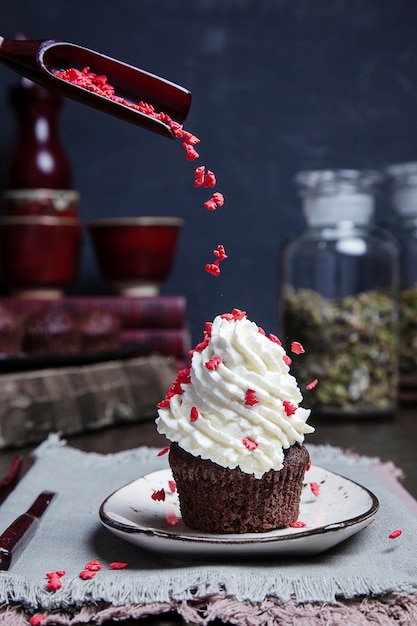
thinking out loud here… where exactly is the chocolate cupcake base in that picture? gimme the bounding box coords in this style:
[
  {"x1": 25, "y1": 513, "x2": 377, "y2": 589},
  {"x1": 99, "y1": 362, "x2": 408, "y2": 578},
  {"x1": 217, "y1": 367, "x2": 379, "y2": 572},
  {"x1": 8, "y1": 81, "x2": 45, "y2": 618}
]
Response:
[{"x1": 169, "y1": 442, "x2": 310, "y2": 534}]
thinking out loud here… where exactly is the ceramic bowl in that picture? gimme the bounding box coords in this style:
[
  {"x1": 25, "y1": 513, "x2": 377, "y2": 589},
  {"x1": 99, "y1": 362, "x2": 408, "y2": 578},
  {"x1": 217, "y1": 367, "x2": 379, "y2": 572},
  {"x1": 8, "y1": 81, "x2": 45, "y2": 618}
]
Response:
[
  {"x1": 0, "y1": 216, "x2": 82, "y2": 298},
  {"x1": 1, "y1": 189, "x2": 80, "y2": 217},
  {"x1": 88, "y1": 217, "x2": 184, "y2": 296}
]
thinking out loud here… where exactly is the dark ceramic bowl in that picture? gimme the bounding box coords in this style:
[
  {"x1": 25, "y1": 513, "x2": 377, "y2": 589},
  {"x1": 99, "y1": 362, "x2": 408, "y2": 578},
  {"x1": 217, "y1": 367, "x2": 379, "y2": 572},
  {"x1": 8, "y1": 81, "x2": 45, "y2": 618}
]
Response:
[
  {"x1": 0, "y1": 216, "x2": 82, "y2": 298},
  {"x1": 2, "y1": 189, "x2": 80, "y2": 217},
  {"x1": 88, "y1": 217, "x2": 184, "y2": 296}
]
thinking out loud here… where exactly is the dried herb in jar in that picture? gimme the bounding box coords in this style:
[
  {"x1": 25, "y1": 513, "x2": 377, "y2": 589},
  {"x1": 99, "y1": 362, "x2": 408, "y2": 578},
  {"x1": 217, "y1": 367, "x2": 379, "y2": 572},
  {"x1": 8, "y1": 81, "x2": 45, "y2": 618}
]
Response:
[{"x1": 281, "y1": 285, "x2": 399, "y2": 417}]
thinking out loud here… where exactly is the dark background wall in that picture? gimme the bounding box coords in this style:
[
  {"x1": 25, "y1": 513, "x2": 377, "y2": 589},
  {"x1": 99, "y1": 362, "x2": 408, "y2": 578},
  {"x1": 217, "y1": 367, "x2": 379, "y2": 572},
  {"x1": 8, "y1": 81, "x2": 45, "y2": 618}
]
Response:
[{"x1": 0, "y1": 0, "x2": 417, "y2": 344}]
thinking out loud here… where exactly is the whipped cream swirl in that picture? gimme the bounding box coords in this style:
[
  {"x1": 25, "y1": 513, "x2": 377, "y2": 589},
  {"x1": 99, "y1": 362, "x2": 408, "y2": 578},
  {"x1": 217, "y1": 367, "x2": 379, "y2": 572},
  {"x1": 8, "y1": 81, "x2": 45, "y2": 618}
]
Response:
[{"x1": 156, "y1": 310, "x2": 314, "y2": 478}]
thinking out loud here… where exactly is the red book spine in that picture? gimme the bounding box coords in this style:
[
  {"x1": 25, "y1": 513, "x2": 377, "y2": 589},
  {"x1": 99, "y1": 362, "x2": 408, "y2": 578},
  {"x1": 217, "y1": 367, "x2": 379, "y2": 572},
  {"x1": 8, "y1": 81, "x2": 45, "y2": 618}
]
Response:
[
  {"x1": 121, "y1": 328, "x2": 191, "y2": 358},
  {"x1": 1, "y1": 295, "x2": 186, "y2": 329}
]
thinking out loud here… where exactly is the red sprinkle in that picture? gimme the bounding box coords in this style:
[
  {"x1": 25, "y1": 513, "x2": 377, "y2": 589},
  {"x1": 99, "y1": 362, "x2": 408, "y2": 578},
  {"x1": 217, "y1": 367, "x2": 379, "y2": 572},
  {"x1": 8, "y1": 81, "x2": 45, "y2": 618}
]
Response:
[
  {"x1": 205, "y1": 245, "x2": 228, "y2": 276},
  {"x1": 157, "y1": 446, "x2": 170, "y2": 457},
  {"x1": 190, "y1": 406, "x2": 199, "y2": 421},
  {"x1": 242, "y1": 436, "x2": 258, "y2": 451},
  {"x1": 283, "y1": 354, "x2": 292, "y2": 367},
  {"x1": 194, "y1": 166, "x2": 216, "y2": 188},
  {"x1": 85, "y1": 559, "x2": 103, "y2": 571},
  {"x1": 109, "y1": 561, "x2": 128, "y2": 569},
  {"x1": 213, "y1": 244, "x2": 228, "y2": 261},
  {"x1": 194, "y1": 165, "x2": 205, "y2": 187},
  {"x1": 290, "y1": 521, "x2": 307, "y2": 528},
  {"x1": 283, "y1": 400, "x2": 297, "y2": 416},
  {"x1": 306, "y1": 459, "x2": 312, "y2": 471},
  {"x1": 221, "y1": 308, "x2": 246, "y2": 321},
  {"x1": 291, "y1": 341, "x2": 305, "y2": 355},
  {"x1": 389, "y1": 529, "x2": 403, "y2": 539},
  {"x1": 205, "y1": 355, "x2": 222, "y2": 370},
  {"x1": 269, "y1": 333, "x2": 282, "y2": 345},
  {"x1": 79, "y1": 569, "x2": 96, "y2": 580},
  {"x1": 310, "y1": 482, "x2": 320, "y2": 496},
  {"x1": 182, "y1": 141, "x2": 199, "y2": 160},
  {"x1": 245, "y1": 389, "x2": 259, "y2": 406},
  {"x1": 156, "y1": 398, "x2": 170, "y2": 409},
  {"x1": 29, "y1": 615, "x2": 48, "y2": 626},
  {"x1": 151, "y1": 488, "x2": 166, "y2": 502},
  {"x1": 168, "y1": 480, "x2": 177, "y2": 493},
  {"x1": 205, "y1": 262, "x2": 221, "y2": 276},
  {"x1": 166, "y1": 511, "x2": 178, "y2": 525},
  {"x1": 45, "y1": 570, "x2": 65, "y2": 591},
  {"x1": 306, "y1": 379, "x2": 319, "y2": 390}
]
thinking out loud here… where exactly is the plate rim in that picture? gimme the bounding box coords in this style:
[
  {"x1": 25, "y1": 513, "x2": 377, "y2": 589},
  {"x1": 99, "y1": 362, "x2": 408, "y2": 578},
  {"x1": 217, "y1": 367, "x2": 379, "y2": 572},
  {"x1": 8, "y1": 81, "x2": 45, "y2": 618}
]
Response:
[{"x1": 99, "y1": 466, "x2": 379, "y2": 546}]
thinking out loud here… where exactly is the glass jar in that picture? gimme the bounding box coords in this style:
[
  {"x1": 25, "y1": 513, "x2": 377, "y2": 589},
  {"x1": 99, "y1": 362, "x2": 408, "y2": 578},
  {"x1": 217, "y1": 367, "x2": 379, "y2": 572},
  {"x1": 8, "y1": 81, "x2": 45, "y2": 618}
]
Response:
[
  {"x1": 386, "y1": 162, "x2": 417, "y2": 393},
  {"x1": 280, "y1": 169, "x2": 400, "y2": 419}
]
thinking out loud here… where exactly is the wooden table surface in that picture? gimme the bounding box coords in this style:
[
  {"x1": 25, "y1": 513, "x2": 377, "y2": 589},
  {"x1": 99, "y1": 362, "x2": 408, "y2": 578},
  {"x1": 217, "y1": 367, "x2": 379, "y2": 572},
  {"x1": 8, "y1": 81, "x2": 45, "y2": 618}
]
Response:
[{"x1": 1, "y1": 404, "x2": 416, "y2": 625}]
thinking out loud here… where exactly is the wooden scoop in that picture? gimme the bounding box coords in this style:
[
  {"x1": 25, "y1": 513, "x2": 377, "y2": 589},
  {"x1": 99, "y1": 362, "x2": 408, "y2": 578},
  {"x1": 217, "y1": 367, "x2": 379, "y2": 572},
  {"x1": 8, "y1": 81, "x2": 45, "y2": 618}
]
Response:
[{"x1": 0, "y1": 36, "x2": 192, "y2": 138}]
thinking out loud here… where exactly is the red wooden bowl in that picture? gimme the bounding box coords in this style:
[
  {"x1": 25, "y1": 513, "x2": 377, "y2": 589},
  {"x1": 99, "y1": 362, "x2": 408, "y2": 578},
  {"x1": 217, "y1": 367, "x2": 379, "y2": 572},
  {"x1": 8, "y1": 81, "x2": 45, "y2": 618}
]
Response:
[
  {"x1": 0, "y1": 216, "x2": 82, "y2": 298},
  {"x1": 88, "y1": 217, "x2": 184, "y2": 296}
]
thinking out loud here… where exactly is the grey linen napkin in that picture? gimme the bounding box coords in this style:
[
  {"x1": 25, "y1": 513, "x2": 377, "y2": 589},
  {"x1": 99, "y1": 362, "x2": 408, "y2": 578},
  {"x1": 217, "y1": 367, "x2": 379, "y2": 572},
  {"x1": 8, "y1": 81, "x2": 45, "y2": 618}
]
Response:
[{"x1": 0, "y1": 433, "x2": 416, "y2": 615}]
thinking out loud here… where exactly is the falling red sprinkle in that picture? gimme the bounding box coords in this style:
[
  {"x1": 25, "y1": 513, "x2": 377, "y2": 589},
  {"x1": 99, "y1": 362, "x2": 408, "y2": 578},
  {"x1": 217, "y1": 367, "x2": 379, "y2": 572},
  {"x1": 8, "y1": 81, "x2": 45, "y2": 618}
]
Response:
[
  {"x1": 182, "y1": 141, "x2": 199, "y2": 160},
  {"x1": 213, "y1": 244, "x2": 228, "y2": 261},
  {"x1": 283, "y1": 400, "x2": 297, "y2": 416},
  {"x1": 205, "y1": 355, "x2": 222, "y2": 370},
  {"x1": 194, "y1": 165, "x2": 205, "y2": 187},
  {"x1": 283, "y1": 354, "x2": 292, "y2": 367},
  {"x1": 190, "y1": 406, "x2": 199, "y2": 421},
  {"x1": 242, "y1": 436, "x2": 258, "y2": 451},
  {"x1": 212, "y1": 191, "x2": 224, "y2": 206},
  {"x1": 389, "y1": 529, "x2": 403, "y2": 539},
  {"x1": 310, "y1": 482, "x2": 320, "y2": 496},
  {"x1": 204, "y1": 191, "x2": 224, "y2": 211},
  {"x1": 291, "y1": 341, "x2": 305, "y2": 355},
  {"x1": 168, "y1": 479, "x2": 177, "y2": 493},
  {"x1": 151, "y1": 488, "x2": 166, "y2": 501},
  {"x1": 245, "y1": 389, "x2": 259, "y2": 406},
  {"x1": 79, "y1": 569, "x2": 97, "y2": 580},
  {"x1": 204, "y1": 170, "x2": 216, "y2": 187},
  {"x1": 109, "y1": 562, "x2": 128, "y2": 569},
  {"x1": 269, "y1": 333, "x2": 282, "y2": 345},
  {"x1": 205, "y1": 262, "x2": 221, "y2": 276},
  {"x1": 290, "y1": 521, "x2": 307, "y2": 528},
  {"x1": 29, "y1": 615, "x2": 48, "y2": 626},
  {"x1": 85, "y1": 559, "x2": 103, "y2": 571},
  {"x1": 157, "y1": 446, "x2": 170, "y2": 457},
  {"x1": 306, "y1": 379, "x2": 319, "y2": 390}
]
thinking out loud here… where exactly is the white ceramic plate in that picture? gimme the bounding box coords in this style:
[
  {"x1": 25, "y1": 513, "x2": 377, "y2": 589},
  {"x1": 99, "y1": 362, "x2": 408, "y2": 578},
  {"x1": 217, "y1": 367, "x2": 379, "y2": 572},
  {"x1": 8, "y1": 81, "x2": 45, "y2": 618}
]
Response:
[{"x1": 99, "y1": 466, "x2": 379, "y2": 557}]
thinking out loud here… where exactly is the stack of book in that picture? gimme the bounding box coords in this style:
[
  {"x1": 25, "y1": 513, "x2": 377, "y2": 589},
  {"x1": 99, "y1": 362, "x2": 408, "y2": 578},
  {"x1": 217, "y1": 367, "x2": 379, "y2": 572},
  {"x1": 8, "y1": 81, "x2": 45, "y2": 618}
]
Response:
[
  {"x1": 0, "y1": 294, "x2": 190, "y2": 448},
  {"x1": 2, "y1": 294, "x2": 191, "y2": 364}
]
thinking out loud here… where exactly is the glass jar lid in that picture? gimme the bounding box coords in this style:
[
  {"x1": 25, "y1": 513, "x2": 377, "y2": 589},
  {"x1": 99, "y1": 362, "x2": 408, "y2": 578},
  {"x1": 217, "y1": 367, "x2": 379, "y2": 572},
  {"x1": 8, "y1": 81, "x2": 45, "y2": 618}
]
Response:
[
  {"x1": 386, "y1": 162, "x2": 417, "y2": 189},
  {"x1": 295, "y1": 169, "x2": 383, "y2": 197},
  {"x1": 295, "y1": 169, "x2": 382, "y2": 227}
]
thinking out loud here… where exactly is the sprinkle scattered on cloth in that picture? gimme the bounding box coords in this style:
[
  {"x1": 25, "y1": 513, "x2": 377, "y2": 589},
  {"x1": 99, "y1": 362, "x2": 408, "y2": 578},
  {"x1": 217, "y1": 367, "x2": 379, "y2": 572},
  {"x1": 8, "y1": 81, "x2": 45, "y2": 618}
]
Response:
[{"x1": 0, "y1": 434, "x2": 416, "y2": 625}]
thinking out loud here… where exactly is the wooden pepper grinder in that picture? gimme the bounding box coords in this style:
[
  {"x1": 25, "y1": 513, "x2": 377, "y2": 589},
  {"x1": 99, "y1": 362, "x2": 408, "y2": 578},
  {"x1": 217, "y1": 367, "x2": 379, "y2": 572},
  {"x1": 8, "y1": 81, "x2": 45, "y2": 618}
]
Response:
[{"x1": 7, "y1": 77, "x2": 73, "y2": 190}]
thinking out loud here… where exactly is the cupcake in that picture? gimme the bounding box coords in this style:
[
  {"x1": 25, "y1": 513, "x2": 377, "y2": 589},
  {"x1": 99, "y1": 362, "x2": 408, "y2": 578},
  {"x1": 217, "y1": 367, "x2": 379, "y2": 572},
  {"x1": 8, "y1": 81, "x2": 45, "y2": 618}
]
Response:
[
  {"x1": 24, "y1": 308, "x2": 80, "y2": 354},
  {"x1": 78, "y1": 309, "x2": 121, "y2": 353},
  {"x1": 156, "y1": 308, "x2": 314, "y2": 534},
  {"x1": 0, "y1": 302, "x2": 25, "y2": 354}
]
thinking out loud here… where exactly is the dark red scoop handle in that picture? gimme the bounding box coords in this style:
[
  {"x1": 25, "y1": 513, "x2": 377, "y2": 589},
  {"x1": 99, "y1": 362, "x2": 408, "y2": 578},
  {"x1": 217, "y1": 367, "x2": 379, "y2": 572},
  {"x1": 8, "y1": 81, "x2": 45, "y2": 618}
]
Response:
[{"x1": 0, "y1": 490, "x2": 55, "y2": 571}]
